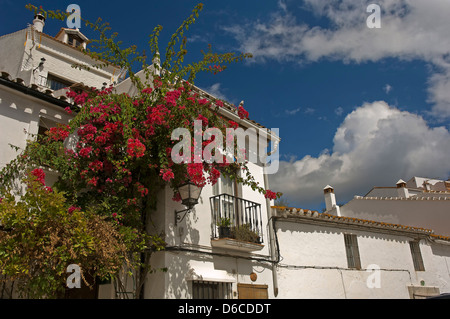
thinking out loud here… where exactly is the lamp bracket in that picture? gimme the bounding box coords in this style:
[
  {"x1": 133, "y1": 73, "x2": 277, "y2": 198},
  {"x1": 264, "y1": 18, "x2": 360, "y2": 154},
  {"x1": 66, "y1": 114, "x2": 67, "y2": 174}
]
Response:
[{"x1": 175, "y1": 208, "x2": 191, "y2": 225}]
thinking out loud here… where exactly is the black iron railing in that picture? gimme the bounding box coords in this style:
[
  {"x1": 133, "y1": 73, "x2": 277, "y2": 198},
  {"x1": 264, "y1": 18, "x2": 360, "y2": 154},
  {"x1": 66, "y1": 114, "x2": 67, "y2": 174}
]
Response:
[{"x1": 210, "y1": 194, "x2": 263, "y2": 244}]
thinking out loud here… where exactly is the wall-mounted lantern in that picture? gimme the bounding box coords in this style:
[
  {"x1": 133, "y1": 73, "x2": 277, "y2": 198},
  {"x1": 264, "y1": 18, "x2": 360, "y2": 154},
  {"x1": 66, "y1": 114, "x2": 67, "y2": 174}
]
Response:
[{"x1": 174, "y1": 181, "x2": 203, "y2": 225}]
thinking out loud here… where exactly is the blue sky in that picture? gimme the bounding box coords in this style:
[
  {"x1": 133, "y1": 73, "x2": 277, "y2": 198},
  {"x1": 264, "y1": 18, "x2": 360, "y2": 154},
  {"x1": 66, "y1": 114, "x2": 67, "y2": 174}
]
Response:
[{"x1": 2, "y1": 0, "x2": 450, "y2": 211}]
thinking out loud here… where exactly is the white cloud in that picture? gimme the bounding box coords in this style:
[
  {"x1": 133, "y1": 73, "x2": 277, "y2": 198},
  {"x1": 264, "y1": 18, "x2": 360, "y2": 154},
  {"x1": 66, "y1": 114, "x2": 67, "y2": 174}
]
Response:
[
  {"x1": 224, "y1": 0, "x2": 450, "y2": 119},
  {"x1": 202, "y1": 83, "x2": 228, "y2": 101},
  {"x1": 278, "y1": 0, "x2": 287, "y2": 13},
  {"x1": 304, "y1": 107, "x2": 315, "y2": 115},
  {"x1": 220, "y1": 1, "x2": 450, "y2": 208},
  {"x1": 335, "y1": 106, "x2": 344, "y2": 116},
  {"x1": 285, "y1": 107, "x2": 301, "y2": 115},
  {"x1": 188, "y1": 34, "x2": 209, "y2": 43},
  {"x1": 269, "y1": 101, "x2": 450, "y2": 208},
  {"x1": 427, "y1": 70, "x2": 450, "y2": 119},
  {"x1": 384, "y1": 84, "x2": 393, "y2": 94}
]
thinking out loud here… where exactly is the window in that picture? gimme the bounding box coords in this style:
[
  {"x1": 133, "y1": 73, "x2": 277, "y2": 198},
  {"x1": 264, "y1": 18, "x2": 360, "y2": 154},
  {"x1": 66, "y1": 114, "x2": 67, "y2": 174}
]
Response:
[
  {"x1": 409, "y1": 241, "x2": 425, "y2": 271},
  {"x1": 46, "y1": 74, "x2": 73, "y2": 91},
  {"x1": 192, "y1": 281, "x2": 232, "y2": 299},
  {"x1": 38, "y1": 117, "x2": 59, "y2": 140},
  {"x1": 213, "y1": 174, "x2": 237, "y2": 217},
  {"x1": 344, "y1": 234, "x2": 361, "y2": 270},
  {"x1": 213, "y1": 175, "x2": 236, "y2": 196},
  {"x1": 68, "y1": 34, "x2": 84, "y2": 48}
]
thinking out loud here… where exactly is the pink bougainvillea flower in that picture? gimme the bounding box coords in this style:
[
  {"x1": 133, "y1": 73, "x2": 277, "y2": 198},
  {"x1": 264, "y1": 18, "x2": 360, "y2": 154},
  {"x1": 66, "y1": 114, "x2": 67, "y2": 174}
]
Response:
[
  {"x1": 88, "y1": 160, "x2": 103, "y2": 172},
  {"x1": 264, "y1": 190, "x2": 277, "y2": 200},
  {"x1": 74, "y1": 92, "x2": 88, "y2": 105},
  {"x1": 238, "y1": 106, "x2": 249, "y2": 119},
  {"x1": 79, "y1": 147, "x2": 93, "y2": 158},
  {"x1": 164, "y1": 90, "x2": 181, "y2": 107},
  {"x1": 30, "y1": 168, "x2": 45, "y2": 185},
  {"x1": 136, "y1": 183, "x2": 149, "y2": 197},
  {"x1": 127, "y1": 138, "x2": 146, "y2": 158},
  {"x1": 228, "y1": 120, "x2": 239, "y2": 129},
  {"x1": 68, "y1": 206, "x2": 81, "y2": 214},
  {"x1": 87, "y1": 177, "x2": 99, "y2": 187},
  {"x1": 153, "y1": 78, "x2": 162, "y2": 88},
  {"x1": 160, "y1": 168, "x2": 175, "y2": 182},
  {"x1": 142, "y1": 87, "x2": 153, "y2": 94},
  {"x1": 47, "y1": 126, "x2": 70, "y2": 141},
  {"x1": 208, "y1": 167, "x2": 221, "y2": 185},
  {"x1": 187, "y1": 163, "x2": 206, "y2": 187},
  {"x1": 172, "y1": 192, "x2": 182, "y2": 203},
  {"x1": 197, "y1": 114, "x2": 209, "y2": 127}
]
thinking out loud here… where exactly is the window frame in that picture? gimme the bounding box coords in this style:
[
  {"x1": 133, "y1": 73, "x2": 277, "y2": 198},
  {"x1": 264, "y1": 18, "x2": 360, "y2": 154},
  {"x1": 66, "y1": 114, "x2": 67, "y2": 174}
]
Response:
[
  {"x1": 344, "y1": 233, "x2": 362, "y2": 270},
  {"x1": 46, "y1": 73, "x2": 73, "y2": 92},
  {"x1": 409, "y1": 241, "x2": 425, "y2": 271},
  {"x1": 192, "y1": 280, "x2": 233, "y2": 299}
]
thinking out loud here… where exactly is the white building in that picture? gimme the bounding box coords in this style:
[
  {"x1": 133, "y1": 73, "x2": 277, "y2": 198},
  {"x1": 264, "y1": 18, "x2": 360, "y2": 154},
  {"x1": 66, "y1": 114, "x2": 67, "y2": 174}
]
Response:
[
  {"x1": 324, "y1": 177, "x2": 450, "y2": 237},
  {"x1": 112, "y1": 60, "x2": 281, "y2": 300},
  {"x1": 0, "y1": 13, "x2": 120, "y2": 173},
  {"x1": 271, "y1": 205, "x2": 450, "y2": 299},
  {"x1": 0, "y1": 14, "x2": 281, "y2": 300},
  {"x1": 3, "y1": 13, "x2": 448, "y2": 300}
]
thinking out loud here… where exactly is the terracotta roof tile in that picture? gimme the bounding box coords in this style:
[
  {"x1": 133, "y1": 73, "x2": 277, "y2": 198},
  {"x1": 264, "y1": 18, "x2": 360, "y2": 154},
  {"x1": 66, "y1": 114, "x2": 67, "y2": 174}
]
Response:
[{"x1": 271, "y1": 205, "x2": 436, "y2": 236}]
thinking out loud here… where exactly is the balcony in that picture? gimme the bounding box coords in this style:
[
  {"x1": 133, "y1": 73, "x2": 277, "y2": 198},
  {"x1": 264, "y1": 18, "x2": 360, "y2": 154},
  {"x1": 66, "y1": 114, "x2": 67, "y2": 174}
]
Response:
[{"x1": 209, "y1": 194, "x2": 264, "y2": 252}]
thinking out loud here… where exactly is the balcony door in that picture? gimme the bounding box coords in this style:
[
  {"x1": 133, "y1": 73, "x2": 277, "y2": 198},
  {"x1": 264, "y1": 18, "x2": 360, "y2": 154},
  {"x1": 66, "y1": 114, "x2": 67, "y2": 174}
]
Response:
[
  {"x1": 212, "y1": 174, "x2": 240, "y2": 228},
  {"x1": 210, "y1": 174, "x2": 264, "y2": 243},
  {"x1": 213, "y1": 175, "x2": 237, "y2": 197}
]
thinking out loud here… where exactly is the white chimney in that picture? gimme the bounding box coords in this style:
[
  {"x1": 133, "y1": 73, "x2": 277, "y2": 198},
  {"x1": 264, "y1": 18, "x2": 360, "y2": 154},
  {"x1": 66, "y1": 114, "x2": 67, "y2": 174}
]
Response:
[
  {"x1": 396, "y1": 179, "x2": 409, "y2": 198},
  {"x1": 324, "y1": 185, "x2": 341, "y2": 216},
  {"x1": 33, "y1": 13, "x2": 46, "y2": 32},
  {"x1": 152, "y1": 51, "x2": 161, "y2": 76}
]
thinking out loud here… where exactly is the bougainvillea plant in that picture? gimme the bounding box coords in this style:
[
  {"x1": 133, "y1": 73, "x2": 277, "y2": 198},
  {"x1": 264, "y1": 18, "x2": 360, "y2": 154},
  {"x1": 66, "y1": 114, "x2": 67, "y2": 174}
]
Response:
[{"x1": 0, "y1": 3, "x2": 281, "y2": 298}]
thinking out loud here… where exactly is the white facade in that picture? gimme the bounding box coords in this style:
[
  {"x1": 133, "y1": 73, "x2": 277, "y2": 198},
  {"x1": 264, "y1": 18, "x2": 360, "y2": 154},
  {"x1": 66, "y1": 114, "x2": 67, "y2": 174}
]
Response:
[
  {"x1": 1, "y1": 14, "x2": 280, "y2": 300},
  {"x1": 329, "y1": 177, "x2": 450, "y2": 237},
  {"x1": 0, "y1": 15, "x2": 120, "y2": 171},
  {"x1": 4, "y1": 14, "x2": 449, "y2": 300},
  {"x1": 0, "y1": 80, "x2": 72, "y2": 171},
  {"x1": 272, "y1": 207, "x2": 450, "y2": 299},
  {"x1": 0, "y1": 23, "x2": 119, "y2": 90},
  {"x1": 143, "y1": 161, "x2": 277, "y2": 299}
]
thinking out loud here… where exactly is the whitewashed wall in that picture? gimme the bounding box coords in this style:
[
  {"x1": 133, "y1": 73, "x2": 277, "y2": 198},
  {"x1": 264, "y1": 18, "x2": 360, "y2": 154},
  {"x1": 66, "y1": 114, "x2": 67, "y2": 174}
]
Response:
[
  {"x1": 0, "y1": 85, "x2": 72, "y2": 169},
  {"x1": 273, "y1": 217, "x2": 450, "y2": 299},
  {"x1": 340, "y1": 197, "x2": 450, "y2": 237},
  {"x1": 0, "y1": 26, "x2": 119, "y2": 89},
  {"x1": 144, "y1": 160, "x2": 276, "y2": 299}
]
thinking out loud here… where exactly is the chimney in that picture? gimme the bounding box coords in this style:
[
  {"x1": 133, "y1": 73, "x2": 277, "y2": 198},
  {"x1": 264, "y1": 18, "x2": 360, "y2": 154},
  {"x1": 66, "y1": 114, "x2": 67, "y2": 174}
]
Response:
[
  {"x1": 152, "y1": 51, "x2": 161, "y2": 76},
  {"x1": 33, "y1": 13, "x2": 46, "y2": 32},
  {"x1": 396, "y1": 179, "x2": 409, "y2": 198},
  {"x1": 324, "y1": 185, "x2": 341, "y2": 216}
]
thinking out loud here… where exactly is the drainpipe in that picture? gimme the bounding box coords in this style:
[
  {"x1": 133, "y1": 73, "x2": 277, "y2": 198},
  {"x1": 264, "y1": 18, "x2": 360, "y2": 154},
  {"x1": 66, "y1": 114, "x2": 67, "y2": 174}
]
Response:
[{"x1": 262, "y1": 138, "x2": 280, "y2": 298}]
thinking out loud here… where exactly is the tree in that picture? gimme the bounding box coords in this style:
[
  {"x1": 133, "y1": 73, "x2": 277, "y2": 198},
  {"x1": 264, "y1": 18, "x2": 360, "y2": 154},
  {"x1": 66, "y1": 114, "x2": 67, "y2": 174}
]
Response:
[
  {"x1": 0, "y1": 3, "x2": 281, "y2": 298},
  {"x1": 0, "y1": 170, "x2": 128, "y2": 298}
]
